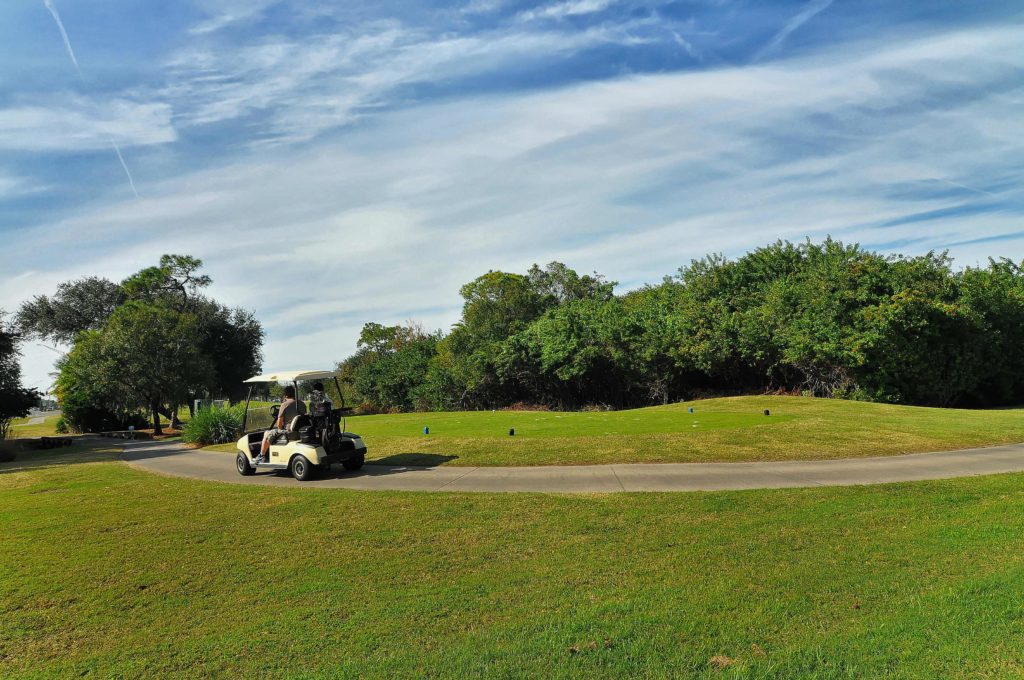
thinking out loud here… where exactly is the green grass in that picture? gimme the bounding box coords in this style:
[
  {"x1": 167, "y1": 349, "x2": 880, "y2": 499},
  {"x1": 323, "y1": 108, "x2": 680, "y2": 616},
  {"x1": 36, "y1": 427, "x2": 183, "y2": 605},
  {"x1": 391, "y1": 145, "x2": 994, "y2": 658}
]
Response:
[
  {"x1": 330, "y1": 396, "x2": 1024, "y2": 466},
  {"x1": 7, "y1": 414, "x2": 61, "y2": 439},
  {"x1": 0, "y1": 438, "x2": 122, "y2": 470},
  {"x1": 3, "y1": 457, "x2": 1024, "y2": 677}
]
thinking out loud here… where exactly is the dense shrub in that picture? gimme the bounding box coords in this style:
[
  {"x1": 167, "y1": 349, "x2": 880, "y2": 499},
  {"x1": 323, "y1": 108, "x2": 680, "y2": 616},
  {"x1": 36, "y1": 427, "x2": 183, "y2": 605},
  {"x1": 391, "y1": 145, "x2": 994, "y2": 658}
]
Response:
[
  {"x1": 335, "y1": 243, "x2": 1024, "y2": 410},
  {"x1": 54, "y1": 417, "x2": 68, "y2": 434},
  {"x1": 182, "y1": 405, "x2": 243, "y2": 445}
]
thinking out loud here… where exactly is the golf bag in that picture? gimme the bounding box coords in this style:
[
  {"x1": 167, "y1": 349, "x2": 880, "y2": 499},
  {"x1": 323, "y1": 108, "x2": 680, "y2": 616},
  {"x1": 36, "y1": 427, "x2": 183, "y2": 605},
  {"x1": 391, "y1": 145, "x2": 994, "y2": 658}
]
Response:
[{"x1": 301, "y1": 398, "x2": 343, "y2": 451}]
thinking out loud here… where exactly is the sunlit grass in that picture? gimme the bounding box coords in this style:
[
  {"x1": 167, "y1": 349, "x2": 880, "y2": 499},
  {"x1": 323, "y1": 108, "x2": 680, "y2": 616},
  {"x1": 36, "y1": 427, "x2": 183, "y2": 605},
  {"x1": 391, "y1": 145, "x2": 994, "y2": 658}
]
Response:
[
  {"x1": 3, "y1": 457, "x2": 1024, "y2": 677},
  {"x1": 334, "y1": 396, "x2": 1024, "y2": 466},
  {"x1": 8, "y1": 415, "x2": 61, "y2": 439},
  {"x1": 203, "y1": 396, "x2": 1024, "y2": 465}
]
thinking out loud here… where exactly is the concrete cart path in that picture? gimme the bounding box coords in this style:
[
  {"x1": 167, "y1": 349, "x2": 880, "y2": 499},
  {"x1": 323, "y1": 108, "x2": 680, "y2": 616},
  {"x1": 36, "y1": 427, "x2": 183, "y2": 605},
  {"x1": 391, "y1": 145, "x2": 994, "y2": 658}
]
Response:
[{"x1": 119, "y1": 440, "x2": 1024, "y2": 493}]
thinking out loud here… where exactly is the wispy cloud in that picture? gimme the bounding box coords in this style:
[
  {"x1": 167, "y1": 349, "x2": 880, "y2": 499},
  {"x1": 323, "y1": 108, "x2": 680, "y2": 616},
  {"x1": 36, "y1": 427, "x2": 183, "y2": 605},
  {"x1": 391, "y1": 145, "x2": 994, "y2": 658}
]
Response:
[
  {"x1": 163, "y1": 19, "x2": 656, "y2": 145},
  {"x1": 7, "y1": 0, "x2": 1024, "y2": 390},
  {"x1": 0, "y1": 98, "x2": 175, "y2": 151},
  {"x1": 189, "y1": 0, "x2": 280, "y2": 34},
  {"x1": 754, "y1": 0, "x2": 833, "y2": 61},
  {"x1": 518, "y1": 0, "x2": 617, "y2": 22},
  {"x1": 0, "y1": 173, "x2": 46, "y2": 199},
  {"x1": 10, "y1": 23, "x2": 1023, "y2": 386}
]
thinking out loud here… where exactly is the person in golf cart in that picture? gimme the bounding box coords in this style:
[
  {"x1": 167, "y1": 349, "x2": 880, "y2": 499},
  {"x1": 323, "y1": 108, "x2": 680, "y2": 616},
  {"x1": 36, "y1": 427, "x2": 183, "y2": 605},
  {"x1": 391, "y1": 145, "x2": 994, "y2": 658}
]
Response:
[
  {"x1": 309, "y1": 381, "x2": 332, "y2": 411},
  {"x1": 256, "y1": 385, "x2": 307, "y2": 463}
]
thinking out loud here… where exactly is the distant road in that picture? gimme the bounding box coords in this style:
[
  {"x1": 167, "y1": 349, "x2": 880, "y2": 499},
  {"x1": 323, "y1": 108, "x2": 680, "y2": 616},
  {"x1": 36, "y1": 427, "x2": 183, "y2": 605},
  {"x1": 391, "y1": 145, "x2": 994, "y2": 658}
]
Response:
[{"x1": 120, "y1": 440, "x2": 1024, "y2": 493}]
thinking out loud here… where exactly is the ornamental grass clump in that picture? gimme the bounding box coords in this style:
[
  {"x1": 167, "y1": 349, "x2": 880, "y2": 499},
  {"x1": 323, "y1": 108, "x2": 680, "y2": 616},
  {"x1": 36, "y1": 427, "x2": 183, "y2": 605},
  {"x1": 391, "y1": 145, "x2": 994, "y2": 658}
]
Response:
[{"x1": 182, "y1": 405, "x2": 244, "y2": 445}]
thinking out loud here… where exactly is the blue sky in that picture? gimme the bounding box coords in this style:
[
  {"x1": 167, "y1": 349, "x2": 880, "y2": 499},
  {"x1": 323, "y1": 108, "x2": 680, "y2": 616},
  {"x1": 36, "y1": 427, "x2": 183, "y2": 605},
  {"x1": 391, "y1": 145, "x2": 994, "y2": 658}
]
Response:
[{"x1": 1, "y1": 0, "x2": 1022, "y2": 392}]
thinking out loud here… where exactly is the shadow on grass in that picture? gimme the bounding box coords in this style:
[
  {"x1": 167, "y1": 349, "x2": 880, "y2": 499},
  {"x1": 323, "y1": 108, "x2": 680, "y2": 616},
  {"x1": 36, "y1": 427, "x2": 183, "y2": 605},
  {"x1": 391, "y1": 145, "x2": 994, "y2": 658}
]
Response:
[
  {"x1": 367, "y1": 453, "x2": 458, "y2": 467},
  {"x1": 0, "y1": 439, "x2": 123, "y2": 474}
]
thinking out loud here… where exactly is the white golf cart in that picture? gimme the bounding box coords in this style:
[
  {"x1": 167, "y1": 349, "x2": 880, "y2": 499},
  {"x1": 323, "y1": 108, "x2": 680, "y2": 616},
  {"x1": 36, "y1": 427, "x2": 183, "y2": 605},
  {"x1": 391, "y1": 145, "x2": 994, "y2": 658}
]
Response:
[{"x1": 234, "y1": 370, "x2": 367, "y2": 481}]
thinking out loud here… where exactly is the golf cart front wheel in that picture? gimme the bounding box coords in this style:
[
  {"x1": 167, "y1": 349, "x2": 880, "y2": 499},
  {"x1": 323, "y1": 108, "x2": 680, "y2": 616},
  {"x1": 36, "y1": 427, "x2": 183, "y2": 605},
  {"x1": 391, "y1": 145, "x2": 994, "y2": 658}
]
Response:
[
  {"x1": 237, "y1": 454, "x2": 255, "y2": 476},
  {"x1": 342, "y1": 453, "x2": 365, "y2": 471},
  {"x1": 291, "y1": 455, "x2": 315, "y2": 481}
]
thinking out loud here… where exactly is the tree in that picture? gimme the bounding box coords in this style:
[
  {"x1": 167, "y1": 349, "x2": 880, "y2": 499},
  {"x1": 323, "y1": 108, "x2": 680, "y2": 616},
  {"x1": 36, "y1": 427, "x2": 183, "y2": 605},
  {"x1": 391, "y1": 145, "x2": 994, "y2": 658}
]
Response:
[
  {"x1": 332, "y1": 242, "x2": 1024, "y2": 411},
  {"x1": 121, "y1": 254, "x2": 212, "y2": 309},
  {"x1": 337, "y1": 322, "x2": 441, "y2": 412},
  {"x1": 193, "y1": 303, "x2": 263, "y2": 404},
  {"x1": 17, "y1": 277, "x2": 125, "y2": 345},
  {"x1": 498, "y1": 298, "x2": 628, "y2": 408},
  {"x1": 0, "y1": 312, "x2": 38, "y2": 440},
  {"x1": 442, "y1": 271, "x2": 550, "y2": 407},
  {"x1": 526, "y1": 262, "x2": 615, "y2": 304},
  {"x1": 55, "y1": 330, "x2": 135, "y2": 433},
  {"x1": 23, "y1": 255, "x2": 263, "y2": 427},
  {"x1": 70, "y1": 301, "x2": 213, "y2": 433}
]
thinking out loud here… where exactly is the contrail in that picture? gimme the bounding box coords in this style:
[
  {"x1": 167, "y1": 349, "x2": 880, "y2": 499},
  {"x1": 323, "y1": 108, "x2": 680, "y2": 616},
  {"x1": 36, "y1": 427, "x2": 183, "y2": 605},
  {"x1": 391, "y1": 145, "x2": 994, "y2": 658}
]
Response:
[
  {"x1": 42, "y1": 0, "x2": 79, "y2": 72},
  {"x1": 41, "y1": 0, "x2": 139, "y2": 198},
  {"x1": 935, "y1": 178, "x2": 999, "y2": 198},
  {"x1": 754, "y1": 0, "x2": 833, "y2": 61},
  {"x1": 109, "y1": 139, "x2": 139, "y2": 198}
]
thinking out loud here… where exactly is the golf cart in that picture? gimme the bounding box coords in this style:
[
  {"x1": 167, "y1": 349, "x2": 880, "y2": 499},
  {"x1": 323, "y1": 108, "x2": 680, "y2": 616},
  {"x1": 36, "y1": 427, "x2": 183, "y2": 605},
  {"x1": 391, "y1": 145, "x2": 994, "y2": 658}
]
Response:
[{"x1": 234, "y1": 370, "x2": 367, "y2": 481}]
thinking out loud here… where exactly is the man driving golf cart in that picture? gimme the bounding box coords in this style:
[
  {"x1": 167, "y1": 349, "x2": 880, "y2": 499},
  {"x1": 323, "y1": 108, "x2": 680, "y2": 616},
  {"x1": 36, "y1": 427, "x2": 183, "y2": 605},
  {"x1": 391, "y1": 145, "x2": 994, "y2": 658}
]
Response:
[
  {"x1": 256, "y1": 385, "x2": 306, "y2": 463},
  {"x1": 235, "y1": 370, "x2": 367, "y2": 481}
]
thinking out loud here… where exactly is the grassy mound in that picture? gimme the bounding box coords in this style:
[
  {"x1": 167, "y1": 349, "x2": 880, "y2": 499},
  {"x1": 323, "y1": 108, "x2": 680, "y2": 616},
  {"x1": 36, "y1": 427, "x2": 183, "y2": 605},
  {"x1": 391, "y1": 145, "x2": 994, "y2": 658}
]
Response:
[
  {"x1": 3, "y1": 459, "x2": 1024, "y2": 677},
  {"x1": 339, "y1": 396, "x2": 1024, "y2": 466}
]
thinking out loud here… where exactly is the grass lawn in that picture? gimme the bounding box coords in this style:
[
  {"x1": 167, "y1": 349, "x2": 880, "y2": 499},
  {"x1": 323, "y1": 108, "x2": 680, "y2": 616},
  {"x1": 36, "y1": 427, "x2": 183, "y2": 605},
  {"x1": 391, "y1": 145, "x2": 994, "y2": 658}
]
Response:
[
  {"x1": 321, "y1": 396, "x2": 1024, "y2": 466},
  {"x1": 0, "y1": 437, "x2": 122, "y2": 471},
  {"x1": 3, "y1": 456, "x2": 1024, "y2": 677},
  {"x1": 7, "y1": 414, "x2": 61, "y2": 439}
]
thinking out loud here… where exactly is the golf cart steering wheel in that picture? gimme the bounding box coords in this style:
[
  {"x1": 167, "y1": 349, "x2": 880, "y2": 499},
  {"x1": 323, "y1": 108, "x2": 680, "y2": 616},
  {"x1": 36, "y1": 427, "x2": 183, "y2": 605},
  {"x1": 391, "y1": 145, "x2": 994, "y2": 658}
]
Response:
[{"x1": 270, "y1": 404, "x2": 280, "y2": 421}]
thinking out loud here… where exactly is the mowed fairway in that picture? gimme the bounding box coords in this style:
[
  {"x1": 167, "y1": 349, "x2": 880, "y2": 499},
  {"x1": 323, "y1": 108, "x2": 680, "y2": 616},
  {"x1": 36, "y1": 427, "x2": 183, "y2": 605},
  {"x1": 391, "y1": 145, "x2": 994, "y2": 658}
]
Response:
[
  {"x1": 346, "y1": 396, "x2": 1024, "y2": 466},
  {"x1": 4, "y1": 453, "x2": 1024, "y2": 677},
  {"x1": 7, "y1": 414, "x2": 60, "y2": 439}
]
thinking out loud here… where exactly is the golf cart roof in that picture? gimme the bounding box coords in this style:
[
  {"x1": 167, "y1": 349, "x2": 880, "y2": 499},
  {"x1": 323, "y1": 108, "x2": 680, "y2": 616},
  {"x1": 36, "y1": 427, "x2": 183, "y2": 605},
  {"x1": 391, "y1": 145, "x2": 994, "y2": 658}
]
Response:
[{"x1": 244, "y1": 370, "x2": 337, "y2": 383}]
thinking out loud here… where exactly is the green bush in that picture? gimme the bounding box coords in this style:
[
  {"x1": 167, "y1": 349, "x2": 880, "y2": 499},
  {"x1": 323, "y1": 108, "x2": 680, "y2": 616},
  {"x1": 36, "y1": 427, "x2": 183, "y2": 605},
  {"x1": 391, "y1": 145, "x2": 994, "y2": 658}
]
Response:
[
  {"x1": 182, "y1": 405, "x2": 243, "y2": 445},
  {"x1": 54, "y1": 417, "x2": 68, "y2": 434}
]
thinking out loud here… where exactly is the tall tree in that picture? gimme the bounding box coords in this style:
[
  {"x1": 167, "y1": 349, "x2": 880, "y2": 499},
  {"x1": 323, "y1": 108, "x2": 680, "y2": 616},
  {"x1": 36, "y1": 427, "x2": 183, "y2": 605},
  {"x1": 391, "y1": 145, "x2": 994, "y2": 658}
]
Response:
[
  {"x1": 0, "y1": 312, "x2": 38, "y2": 440},
  {"x1": 121, "y1": 254, "x2": 212, "y2": 309},
  {"x1": 17, "y1": 277, "x2": 125, "y2": 345},
  {"x1": 96, "y1": 301, "x2": 213, "y2": 433},
  {"x1": 337, "y1": 322, "x2": 440, "y2": 412},
  {"x1": 23, "y1": 255, "x2": 263, "y2": 421}
]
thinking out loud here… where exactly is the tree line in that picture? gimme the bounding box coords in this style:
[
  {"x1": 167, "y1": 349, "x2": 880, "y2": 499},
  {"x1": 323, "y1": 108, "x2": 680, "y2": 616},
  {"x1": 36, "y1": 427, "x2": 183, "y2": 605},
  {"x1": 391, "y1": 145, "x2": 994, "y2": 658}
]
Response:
[
  {"x1": 16, "y1": 255, "x2": 263, "y2": 433},
  {"x1": 336, "y1": 239, "x2": 1024, "y2": 411}
]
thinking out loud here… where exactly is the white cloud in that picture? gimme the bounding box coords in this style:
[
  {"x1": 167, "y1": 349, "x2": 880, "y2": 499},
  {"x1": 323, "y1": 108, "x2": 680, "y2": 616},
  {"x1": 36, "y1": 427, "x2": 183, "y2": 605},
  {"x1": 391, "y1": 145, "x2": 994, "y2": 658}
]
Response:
[
  {"x1": 8, "y1": 23, "x2": 1024, "y2": 389},
  {"x1": 518, "y1": 0, "x2": 617, "y2": 22},
  {"x1": 189, "y1": 0, "x2": 280, "y2": 34},
  {"x1": 0, "y1": 97, "x2": 175, "y2": 151},
  {"x1": 162, "y1": 19, "x2": 653, "y2": 145},
  {"x1": 0, "y1": 173, "x2": 46, "y2": 198}
]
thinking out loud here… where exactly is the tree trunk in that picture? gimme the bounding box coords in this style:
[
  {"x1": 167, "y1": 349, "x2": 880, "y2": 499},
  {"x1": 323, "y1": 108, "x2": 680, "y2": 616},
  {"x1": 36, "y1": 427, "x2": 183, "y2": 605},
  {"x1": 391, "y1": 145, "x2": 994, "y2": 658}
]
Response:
[
  {"x1": 169, "y1": 404, "x2": 180, "y2": 429},
  {"x1": 151, "y1": 399, "x2": 163, "y2": 435}
]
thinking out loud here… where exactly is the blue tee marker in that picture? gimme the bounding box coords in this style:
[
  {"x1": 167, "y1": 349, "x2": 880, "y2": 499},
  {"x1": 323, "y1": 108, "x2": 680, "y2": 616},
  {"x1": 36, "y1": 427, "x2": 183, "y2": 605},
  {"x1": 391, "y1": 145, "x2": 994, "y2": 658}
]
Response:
[
  {"x1": 688, "y1": 407, "x2": 694, "y2": 414},
  {"x1": 423, "y1": 426, "x2": 429, "y2": 435}
]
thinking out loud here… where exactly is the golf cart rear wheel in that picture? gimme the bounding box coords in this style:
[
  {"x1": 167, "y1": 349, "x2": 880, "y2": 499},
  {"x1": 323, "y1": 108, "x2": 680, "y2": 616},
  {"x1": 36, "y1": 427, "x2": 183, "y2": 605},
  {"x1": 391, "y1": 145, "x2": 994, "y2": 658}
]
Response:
[
  {"x1": 237, "y1": 453, "x2": 255, "y2": 476},
  {"x1": 342, "y1": 453, "x2": 365, "y2": 471},
  {"x1": 291, "y1": 455, "x2": 315, "y2": 481}
]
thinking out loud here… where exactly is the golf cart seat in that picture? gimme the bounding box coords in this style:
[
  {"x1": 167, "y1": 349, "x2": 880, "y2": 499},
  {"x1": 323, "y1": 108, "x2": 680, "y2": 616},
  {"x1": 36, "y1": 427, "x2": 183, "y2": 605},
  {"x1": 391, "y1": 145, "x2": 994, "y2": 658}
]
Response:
[{"x1": 273, "y1": 414, "x2": 311, "y2": 444}]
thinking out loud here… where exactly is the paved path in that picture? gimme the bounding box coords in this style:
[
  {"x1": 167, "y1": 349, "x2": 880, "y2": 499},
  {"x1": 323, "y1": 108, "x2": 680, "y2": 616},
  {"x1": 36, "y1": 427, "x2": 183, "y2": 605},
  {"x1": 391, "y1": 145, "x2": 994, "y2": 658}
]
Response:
[{"x1": 119, "y1": 440, "x2": 1024, "y2": 493}]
